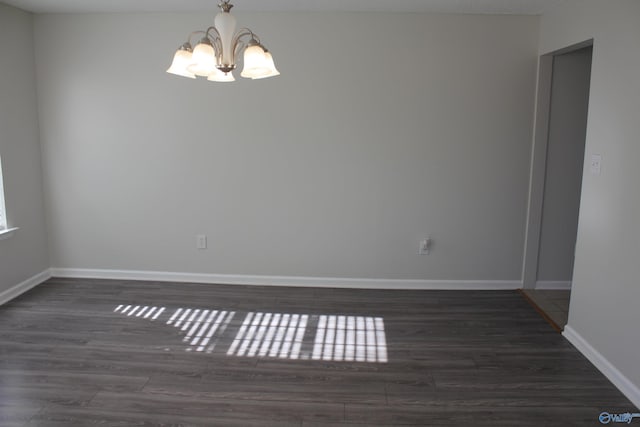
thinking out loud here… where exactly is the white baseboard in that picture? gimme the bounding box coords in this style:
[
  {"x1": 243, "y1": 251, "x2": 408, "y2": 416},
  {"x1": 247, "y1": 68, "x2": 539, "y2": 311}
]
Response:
[
  {"x1": 563, "y1": 325, "x2": 640, "y2": 409},
  {"x1": 535, "y1": 280, "x2": 572, "y2": 290},
  {"x1": 0, "y1": 269, "x2": 52, "y2": 306},
  {"x1": 50, "y1": 268, "x2": 522, "y2": 290}
]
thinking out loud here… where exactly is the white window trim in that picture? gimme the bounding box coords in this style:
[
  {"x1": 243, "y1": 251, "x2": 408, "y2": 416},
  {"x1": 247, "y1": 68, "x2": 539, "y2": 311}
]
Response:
[
  {"x1": 0, "y1": 154, "x2": 13, "y2": 238},
  {"x1": 0, "y1": 226, "x2": 19, "y2": 240}
]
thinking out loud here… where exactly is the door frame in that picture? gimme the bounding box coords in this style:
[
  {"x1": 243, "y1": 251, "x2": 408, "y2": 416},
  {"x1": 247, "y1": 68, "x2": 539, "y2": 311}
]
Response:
[{"x1": 522, "y1": 39, "x2": 593, "y2": 289}]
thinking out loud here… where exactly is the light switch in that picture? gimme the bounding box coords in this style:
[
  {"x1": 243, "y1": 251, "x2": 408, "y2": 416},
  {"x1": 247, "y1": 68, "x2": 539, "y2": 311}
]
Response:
[
  {"x1": 196, "y1": 234, "x2": 207, "y2": 249},
  {"x1": 590, "y1": 154, "x2": 602, "y2": 175}
]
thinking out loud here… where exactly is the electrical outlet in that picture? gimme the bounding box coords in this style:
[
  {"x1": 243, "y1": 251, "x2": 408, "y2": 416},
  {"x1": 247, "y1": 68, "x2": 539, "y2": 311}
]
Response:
[
  {"x1": 196, "y1": 234, "x2": 207, "y2": 250},
  {"x1": 419, "y1": 238, "x2": 431, "y2": 255}
]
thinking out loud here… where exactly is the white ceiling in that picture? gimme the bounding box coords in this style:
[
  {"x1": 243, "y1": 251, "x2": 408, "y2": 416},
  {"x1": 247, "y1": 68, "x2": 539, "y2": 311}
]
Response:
[{"x1": 4, "y1": 0, "x2": 561, "y2": 15}]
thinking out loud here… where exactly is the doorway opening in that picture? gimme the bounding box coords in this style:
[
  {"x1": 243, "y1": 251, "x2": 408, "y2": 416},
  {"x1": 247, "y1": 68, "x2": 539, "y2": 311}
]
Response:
[{"x1": 522, "y1": 41, "x2": 593, "y2": 331}]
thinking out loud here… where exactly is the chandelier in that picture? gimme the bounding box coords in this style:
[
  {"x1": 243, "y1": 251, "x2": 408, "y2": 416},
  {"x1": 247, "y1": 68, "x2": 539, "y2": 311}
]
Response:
[{"x1": 167, "y1": 1, "x2": 280, "y2": 82}]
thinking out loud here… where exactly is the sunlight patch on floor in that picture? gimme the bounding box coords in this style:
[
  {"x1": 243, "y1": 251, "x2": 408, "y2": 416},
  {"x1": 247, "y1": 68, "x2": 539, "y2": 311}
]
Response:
[
  {"x1": 312, "y1": 315, "x2": 387, "y2": 363},
  {"x1": 168, "y1": 308, "x2": 235, "y2": 353},
  {"x1": 114, "y1": 304, "x2": 164, "y2": 320},
  {"x1": 112, "y1": 305, "x2": 388, "y2": 362},
  {"x1": 227, "y1": 312, "x2": 309, "y2": 359}
]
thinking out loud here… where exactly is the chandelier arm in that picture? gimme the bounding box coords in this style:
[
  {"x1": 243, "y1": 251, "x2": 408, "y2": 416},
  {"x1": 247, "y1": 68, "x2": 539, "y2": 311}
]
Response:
[
  {"x1": 187, "y1": 30, "x2": 207, "y2": 46},
  {"x1": 233, "y1": 40, "x2": 247, "y2": 61},
  {"x1": 222, "y1": 28, "x2": 247, "y2": 65},
  {"x1": 205, "y1": 26, "x2": 221, "y2": 41},
  {"x1": 203, "y1": 26, "x2": 224, "y2": 60},
  {"x1": 233, "y1": 28, "x2": 258, "y2": 48},
  {"x1": 231, "y1": 28, "x2": 260, "y2": 63}
]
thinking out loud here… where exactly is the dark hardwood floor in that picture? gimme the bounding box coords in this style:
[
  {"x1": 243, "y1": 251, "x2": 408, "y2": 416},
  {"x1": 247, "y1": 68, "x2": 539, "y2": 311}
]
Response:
[{"x1": 0, "y1": 278, "x2": 635, "y2": 426}]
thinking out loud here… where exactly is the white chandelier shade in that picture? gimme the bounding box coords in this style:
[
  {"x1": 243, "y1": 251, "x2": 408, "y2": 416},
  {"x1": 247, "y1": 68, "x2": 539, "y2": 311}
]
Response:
[
  {"x1": 167, "y1": 1, "x2": 280, "y2": 82},
  {"x1": 166, "y1": 48, "x2": 196, "y2": 79},
  {"x1": 188, "y1": 40, "x2": 217, "y2": 76},
  {"x1": 208, "y1": 67, "x2": 236, "y2": 82},
  {"x1": 253, "y1": 51, "x2": 281, "y2": 79}
]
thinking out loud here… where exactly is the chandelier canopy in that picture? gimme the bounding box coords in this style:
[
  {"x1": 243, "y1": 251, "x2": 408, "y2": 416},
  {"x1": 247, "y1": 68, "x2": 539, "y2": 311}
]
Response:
[{"x1": 167, "y1": 1, "x2": 280, "y2": 82}]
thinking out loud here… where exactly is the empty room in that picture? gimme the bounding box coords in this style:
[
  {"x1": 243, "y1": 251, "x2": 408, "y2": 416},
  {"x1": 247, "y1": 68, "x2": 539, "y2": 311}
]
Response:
[{"x1": 0, "y1": 0, "x2": 638, "y2": 425}]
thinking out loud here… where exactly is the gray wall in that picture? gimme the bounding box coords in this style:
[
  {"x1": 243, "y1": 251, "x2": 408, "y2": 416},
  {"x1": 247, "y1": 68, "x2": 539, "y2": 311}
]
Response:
[
  {"x1": 540, "y1": 0, "x2": 640, "y2": 394},
  {"x1": 34, "y1": 12, "x2": 539, "y2": 282},
  {"x1": 0, "y1": 3, "x2": 50, "y2": 292},
  {"x1": 536, "y1": 47, "x2": 591, "y2": 283}
]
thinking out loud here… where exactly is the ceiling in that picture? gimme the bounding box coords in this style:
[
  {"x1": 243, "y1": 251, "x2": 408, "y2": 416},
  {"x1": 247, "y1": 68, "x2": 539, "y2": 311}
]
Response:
[{"x1": 5, "y1": 0, "x2": 561, "y2": 15}]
